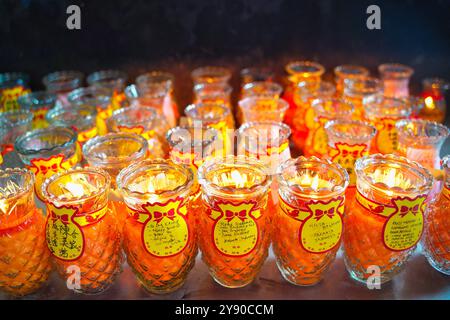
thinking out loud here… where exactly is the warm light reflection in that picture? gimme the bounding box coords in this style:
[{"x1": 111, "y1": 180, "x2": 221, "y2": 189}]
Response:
[{"x1": 425, "y1": 96, "x2": 435, "y2": 110}]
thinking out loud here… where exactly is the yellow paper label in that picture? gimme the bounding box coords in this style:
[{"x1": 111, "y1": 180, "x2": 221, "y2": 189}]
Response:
[
  {"x1": 0, "y1": 86, "x2": 30, "y2": 112},
  {"x1": 305, "y1": 106, "x2": 316, "y2": 130},
  {"x1": 27, "y1": 144, "x2": 80, "y2": 201},
  {"x1": 117, "y1": 125, "x2": 155, "y2": 141},
  {"x1": 45, "y1": 204, "x2": 108, "y2": 261},
  {"x1": 329, "y1": 143, "x2": 369, "y2": 186},
  {"x1": 32, "y1": 108, "x2": 49, "y2": 129},
  {"x1": 356, "y1": 191, "x2": 426, "y2": 251},
  {"x1": 96, "y1": 108, "x2": 112, "y2": 135},
  {"x1": 208, "y1": 200, "x2": 264, "y2": 257},
  {"x1": 77, "y1": 126, "x2": 98, "y2": 143},
  {"x1": 280, "y1": 195, "x2": 344, "y2": 253},
  {"x1": 310, "y1": 117, "x2": 329, "y2": 156},
  {"x1": 374, "y1": 117, "x2": 398, "y2": 154},
  {"x1": 170, "y1": 150, "x2": 202, "y2": 172},
  {"x1": 128, "y1": 197, "x2": 190, "y2": 257}
]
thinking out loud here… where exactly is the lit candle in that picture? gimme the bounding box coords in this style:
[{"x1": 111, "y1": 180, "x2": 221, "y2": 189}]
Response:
[{"x1": 274, "y1": 157, "x2": 349, "y2": 286}]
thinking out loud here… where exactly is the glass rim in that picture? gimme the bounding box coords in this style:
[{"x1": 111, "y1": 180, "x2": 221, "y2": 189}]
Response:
[
  {"x1": 67, "y1": 86, "x2": 113, "y2": 105},
  {"x1": 184, "y1": 102, "x2": 230, "y2": 122},
  {"x1": 344, "y1": 76, "x2": 382, "y2": 95},
  {"x1": 110, "y1": 105, "x2": 157, "y2": 126},
  {"x1": 240, "y1": 67, "x2": 274, "y2": 80},
  {"x1": 46, "y1": 103, "x2": 98, "y2": 126},
  {"x1": 124, "y1": 83, "x2": 167, "y2": 100},
  {"x1": 166, "y1": 125, "x2": 219, "y2": 149},
  {"x1": 87, "y1": 69, "x2": 127, "y2": 86},
  {"x1": 136, "y1": 71, "x2": 174, "y2": 86},
  {"x1": 191, "y1": 66, "x2": 232, "y2": 83},
  {"x1": 0, "y1": 110, "x2": 33, "y2": 128},
  {"x1": 14, "y1": 126, "x2": 78, "y2": 156},
  {"x1": 242, "y1": 81, "x2": 283, "y2": 95},
  {"x1": 395, "y1": 119, "x2": 450, "y2": 143},
  {"x1": 378, "y1": 63, "x2": 414, "y2": 79},
  {"x1": 238, "y1": 96, "x2": 289, "y2": 113},
  {"x1": 324, "y1": 119, "x2": 377, "y2": 142},
  {"x1": 17, "y1": 91, "x2": 58, "y2": 109},
  {"x1": 82, "y1": 132, "x2": 149, "y2": 166},
  {"x1": 0, "y1": 168, "x2": 34, "y2": 201},
  {"x1": 237, "y1": 120, "x2": 291, "y2": 143},
  {"x1": 334, "y1": 65, "x2": 369, "y2": 77},
  {"x1": 42, "y1": 70, "x2": 84, "y2": 86},
  {"x1": 0, "y1": 72, "x2": 30, "y2": 86},
  {"x1": 285, "y1": 61, "x2": 325, "y2": 76},
  {"x1": 364, "y1": 95, "x2": 412, "y2": 117},
  {"x1": 311, "y1": 97, "x2": 354, "y2": 116},
  {"x1": 41, "y1": 166, "x2": 111, "y2": 205}
]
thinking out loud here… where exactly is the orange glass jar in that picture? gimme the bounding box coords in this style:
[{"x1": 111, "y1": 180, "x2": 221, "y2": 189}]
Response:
[
  {"x1": 334, "y1": 65, "x2": 369, "y2": 97},
  {"x1": 344, "y1": 154, "x2": 433, "y2": 284},
  {"x1": 378, "y1": 63, "x2": 414, "y2": 99},
  {"x1": 304, "y1": 98, "x2": 354, "y2": 158},
  {"x1": 274, "y1": 157, "x2": 349, "y2": 285},
  {"x1": 364, "y1": 96, "x2": 412, "y2": 154},
  {"x1": 83, "y1": 132, "x2": 148, "y2": 231},
  {"x1": 343, "y1": 77, "x2": 382, "y2": 120},
  {"x1": 324, "y1": 119, "x2": 376, "y2": 208},
  {"x1": 117, "y1": 159, "x2": 197, "y2": 293},
  {"x1": 197, "y1": 156, "x2": 272, "y2": 288},
  {"x1": 423, "y1": 155, "x2": 450, "y2": 275},
  {"x1": 0, "y1": 168, "x2": 52, "y2": 296},
  {"x1": 42, "y1": 167, "x2": 122, "y2": 294}
]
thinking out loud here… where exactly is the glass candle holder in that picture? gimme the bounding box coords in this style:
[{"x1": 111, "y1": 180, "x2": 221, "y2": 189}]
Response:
[
  {"x1": 108, "y1": 106, "x2": 167, "y2": 158},
  {"x1": 344, "y1": 154, "x2": 433, "y2": 284},
  {"x1": 378, "y1": 63, "x2": 414, "y2": 99},
  {"x1": 42, "y1": 71, "x2": 84, "y2": 107},
  {"x1": 68, "y1": 87, "x2": 113, "y2": 135},
  {"x1": 274, "y1": 157, "x2": 349, "y2": 286},
  {"x1": 197, "y1": 156, "x2": 272, "y2": 288},
  {"x1": 364, "y1": 96, "x2": 412, "y2": 154},
  {"x1": 304, "y1": 98, "x2": 354, "y2": 158},
  {"x1": 240, "y1": 67, "x2": 274, "y2": 87},
  {"x1": 46, "y1": 104, "x2": 98, "y2": 145},
  {"x1": 419, "y1": 78, "x2": 448, "y2": 123},
  {"x1": 0, "y1": 110, "x2": 33, "y2": 161},
  {"x1": 0, "y1": 168, "x2": 52, "y2": 296},
  {"x1": 237, "y1": 121, "x2": 291, "y2": 217},
  {"x1": 42, "y1": 167, "x2": 122, "y2": 294},
  {"x1": 238, "y1": 96, "x2": 289, "y2": 123},
  {"x1": 0, "y1": 72, "x2": 31, "y2": 112},
  {"x1": 396, "y1": 119, "x2": 449, "y2": 172},
  {"x1": 423, "y1": 155, "x2": 450, "y2": 275},
  {"x1": 83, "y1": 132, "x2": 148, "y2": 230},
  {"x1": 193, "y1": 83, "x2": 232, "y2": 108},
  {"x1": 17, "y1": 91, "x2": 58, "y2": 129},
  {"x1": 334, "y1": 65, "x2": 369, "y2": 97},
  {"x1": 325, "y1": 119, "x2": 377, "y2": 208},
  {"x1": 191, "y1": 66, "x2": 231, "y2": 85},
  {"x1": 343, "y1": 77, "x2": 382, "y2": 120},
  {"x1": 241, "y1": 81, "x2": 283, "y2": 100},
  {"x1": 117, "y1": 159, "x2": 196, "y2": 293},
  {"x1": 87, "y1": 69, "x2": 127, "y2": 111},
  {"x1": 15, "y1": 127, "x2": 80, "y2": 201},
  {"x1": 184, "y1": 102, "x2": 234, "y2": 156}
]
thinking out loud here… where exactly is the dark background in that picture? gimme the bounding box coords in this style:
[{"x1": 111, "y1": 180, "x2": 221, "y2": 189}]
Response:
[{"x1": 1, "y1": 0, "x2": 449, "y2": 113}]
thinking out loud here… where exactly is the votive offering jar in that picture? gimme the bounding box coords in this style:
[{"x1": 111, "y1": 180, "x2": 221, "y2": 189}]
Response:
[
  {"x1": 241, "y1": 81, "x2": 283, "y2": 100},
  {"x1": 378, "y1": 63, "x2": 414, "y2": 99},
  {"x1": 423, "y1": 155, "x2": 450, "y2": 275},
  {"x1": 343, "y1": 77, "x2": 382, "y2": 120},
  {"x1": 334, "y1": 65, "x2": 369, "y2": 97},
  {"x1": 15, "y1": 127, "x2": 80, "y2": 201},
  {"x1": 191, "y1": 66, "x2": 231, "y2": 85},
  {"x1": 197, "y1": 156, "x2": 272, "y2": 288},
  {"x1": 0, "y1": 72, "x2": 31, "y2": 112},
  {"x1": 364, "y1": 96, "x2": 412, "y2": 154},
  {"x1": 42, "y1": 167, "x2": 122, "y2": 294},
  {"x1": 42, "y1": 71, "x2": 84, "y2": 107},
  {"x1": 0, "y1": 110, "x2": 33, "y2": 160},
  {"x1": 87, "y1": 70, "x2": 127, "y2": 111},
  {"x1": 18, "y1": 91, "x2": 58, "y2": 129},
  {"x1": 420, "y1": 78, "x2": 448, "y2": 123},
  {"x1": 240, "y1": 67, "x2": 274, "y2": 87},
  {"x1": 395, "y1": 119, "x2": 449, "y2": 172},
  {"x1": 108, "y1": 106, "x2": 167, "y2": 158},
  {"x1": 134, "y1": 71, "x2": 179, "y2": 127},
  {"x1": 83, "y1": 132, "x2": 148, "y2": 230},
  {"x1": 344, "y1": 154, "x2": 433, "y2": 284},
  {"x1": 193, "y1": 83, "x2": 232, "y2": 108},
  {"x1": 239, "y1": 96, "x2": 289, "y2": 123},
  {"x1": 117, "y1": 159, "x2": 197, "y2": 293},
  {"x1": 274, "y1": 157, "x2": 349, "y2": 285},
  {"x1": 0, "y1": 168, "x2": 52, "y2": 296},
  {"x1": 304, "y1": 98, "x2": 354, "y2": 158},
  {"x1": 68, "y1": 86, "x2": 113, "y2": 135},
  {"x1": 46, "y1": 104, "x2": 98, "y2": 145}
]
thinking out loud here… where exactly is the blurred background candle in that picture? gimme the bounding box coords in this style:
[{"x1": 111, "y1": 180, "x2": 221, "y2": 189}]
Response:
[
  {"x1": 304, "y1": 98, "x2": 354, "y2": 158},
  {"x1": 193, "y1": 83, "x2": 232, "y2": 108},
  {"x1": 0, "y1": 72, "x2": 31, "y2": 112},
  {"x1": 274, "y1": 157, "x2": 348, "y2": 285},
  {"x1": 364, "y1": 96, "x2": 412, "y2": 154},
  {"x1": 343, "y1": 77, "x2": 382, "y2": 120},
  {"x1": 42, "y1": 71, "x2": 84, "y2": 107},
  {"x1": 108, "y1": 105, "x2": 168, "y2": 159},
  {"x1": 378, "y1": 63, "x2": 414, "y2": 99},
  {"x1": 117, "y1": 159, "x2": 196, "y2": 294},
  {"x1": 42, "y1": 167, "x2": 122, "y2": 294},
  {"x1": 87, "y1": 69, "x2": 128, "y2": 111},
  {"x1": 191, "y1": 66, "x2": 231, "y2": 85},
  {"x1": 46, "y1": 104, "x2": 98, "y2": 146},
  {"x1": 18, "y1": 91, "x2": 58, "y2": 129},
  {"x1": 197, "y1": 156, "x2": 272, "y2": 288},
  {"x1": 240, "y1": 67, "x2": 274, "y2": 88},
  {"x1": 419, "y1": 78, "x2": 448, "y2": 123},
  {"x1": 0, "y1": 110, "x2": 33, "y2": 164},
  {"x1": 15, "y1": 127, "x2": 80, "y2": 201},
  {"x1": 423, "y1": 155, "x2": 450, "y2": 275},
  {"x1": 325, "y1": 119, "x2": 376, "y2": 208},
  {"x1": 238, "y1": 96, "x2": 288, "y2": 123},
  {"x1": 83, "y1": 132, "x2": 148, "y2": 230},
  {"x1": 0, "y1": 168, "x2": 51, "y2": 296},
  {"x1": 344, "y1": 154, "x2": 433, "y2": 284},
  {"x1": 334, "y1": 65, "x2": 369, "y2": 97}
]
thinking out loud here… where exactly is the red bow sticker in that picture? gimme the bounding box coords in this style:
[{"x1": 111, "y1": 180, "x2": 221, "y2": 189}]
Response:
[
  {"x1": 51, "y1": 211, "x2": 70, "y2": 225},
  {"x1": 314, "y1": 207, "x2": 335, "y2": 220},
  {"x1": 153, "y1": 208, "x2": 176, "y2": 223},
  {"x1": 399, "y1": 204, "x2": 420, "y2": 217},
  {"x1": 225, "y1": 209, "x2": 247, "y2": 222}
]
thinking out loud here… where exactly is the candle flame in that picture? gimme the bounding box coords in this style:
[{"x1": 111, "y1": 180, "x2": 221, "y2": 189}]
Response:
[
  {"x1": 64, "y1": 182, "x2": 86, "y2": 198},
  {"x1": 425, "y1": 96, "x2": 435, "y2": 110},
  {"x1": 311, "y1": 175, "x2": 320, "y2": 191},
  {"x1": 231, "y1": 169, "x2": 247, "y2": 188},
  {"x1": 386, "y1": 168, "x2": 397, "y2": 188}
]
